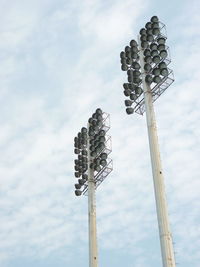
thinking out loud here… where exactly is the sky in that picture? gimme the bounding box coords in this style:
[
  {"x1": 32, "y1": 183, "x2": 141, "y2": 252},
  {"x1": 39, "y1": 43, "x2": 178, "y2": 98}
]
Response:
[{"x1": 0, "y1": 0, "x2": 200, "y2": 266}]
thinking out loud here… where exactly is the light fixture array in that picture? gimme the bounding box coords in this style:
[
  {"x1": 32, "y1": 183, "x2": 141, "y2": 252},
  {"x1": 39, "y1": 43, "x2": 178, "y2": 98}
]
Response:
[
  {"x1": 120, "y1": 16, "x2": 174, "y2": 115},
  {"x1": 73, "y1": 109, "x2": 112, "y2": 196}
]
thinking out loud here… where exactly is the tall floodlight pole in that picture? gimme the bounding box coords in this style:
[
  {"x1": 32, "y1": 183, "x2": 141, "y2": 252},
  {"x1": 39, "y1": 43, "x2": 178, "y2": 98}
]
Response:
[
  {"x1": 73, "y1": 108, "x2": 113, "y2": 267},
  {"x1": 120, "y1": 16, "x2": 176, "y2": 267},
  {"x1": 87, "y1": 123, "x2": 98, "y2": 267}
]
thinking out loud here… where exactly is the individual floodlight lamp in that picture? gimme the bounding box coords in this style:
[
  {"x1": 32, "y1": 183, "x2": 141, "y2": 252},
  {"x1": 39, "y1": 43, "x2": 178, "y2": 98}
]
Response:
[
  {"x1": 73, "y1": 108, "x2": 113, "y2": 267},
  {"x1": 119, "y1": 16, "x2": 176, "y2": 267}
]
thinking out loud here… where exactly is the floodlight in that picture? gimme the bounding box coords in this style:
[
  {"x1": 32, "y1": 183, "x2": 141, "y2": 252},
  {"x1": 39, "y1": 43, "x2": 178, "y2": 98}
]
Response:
[
  {"x1": 133, "y1": 70, "x2": 141, "y2": 77},
  {"x1": 151, "y1": 49, "x2": 159, "y2": 57},
  {"x1": 81, "y1": 139, "x2": 87, "y2": 146},
  {"x1": 144, "y1": 49, "x2": 151, "y2": 57},
  {"x1": 74, "y1": 148, "x2": 80, "y2": 154},
  {"x1": 150, "y1": 43, "x2": 158, "y2": 50},
  {"x1": 125, "y1": 46, "x2": 131, "y2": 52},
  {"x1": 131, "y1": 52, "x2": 139, "y2": 60},
  {"x1": 94, "y1": 165, "x2": 101, "y2": 172},
  {"x1": 90, "y1": 151, "x2": 96, "y2": 157},
  {"x1": 145, "y1": 74, "x2": 153, "y2": 84},
  {"x1": 82, "y1": 174, "x2": 88, "y2": 179},
  {"x1": 140, "y1": 28, "x2": 146, "y2": 35},
  {"x1": 130, "y1": 93, "x2": 138, "y2": 100},
  {"x1": 145, "y1": 22, "x2": 152, "y2": 29},
  {"x1": 140, "y1": 34, "x2": 147, "y2": 42},
  {"x1": 157, "y1": 37, "x2": 166, "y2": 45},
  {"x1": 120, "y1": 51, "x2": 126, "y2": 58},
  {"x1": 81, "y1": 127, "x2": 87, "y2": 134},
  {"x1": 123, "y1": 83, "x2": 129, "y2": 90},
  {"x1": 126, "y1": 107, "x2": 134, "y2": 115},
  {"x1": 144, "y1": 56, "x2": 152, "y2": 63},
  {"x1": 98, "y1": 142, "x2": 105, "y2": 150},
  {"x1": 75, "y1": 184, "x2": 82, "y2": 190},
  {"x1": 158, "y1": 44, "x2": 165, "y2": 51},
  {"x1": 94, "y1": 140, "x2": 99, "y2": 147},
  {"x1": 133, "y1": 77, "x2": 142, "y2": 84},
  {"x1": 100, "y1": 153, "x2": 107, "y2": 160},
  {"x1": 153, "y1": 75, "x2": 162, "y2": 83},
  {"x1": 96, "y1": 108, "x2": 102, "y2": 114},
  {"x1": 99, "y1": 130, "x2": 105, "y2": 136},
  {"x1": 74, "y1": 165, "x2": 79, "y2": 171},
  {"x1": 125, "y1": 100, "x2": 133, "y2": 106},
  {"x1": 94, "y1": 112, "x2": 99, "y2": 119},
  {"x1": 77, "y1": 143, "x2": 83, "y2": 149},
  {"x1": 97, "y1": 115, "x2": 103, "y2": 121},
  {"x1": 82, "y1": 157, "x2": 88, "y2": 163},
  {"x1": 75, "y1": 190, "x2": 82, "y2": 196},
  {"x1": 120, "y1": 58, "x2": 126, "y2": 65},
  {"x1": 127, "y1": 69, "x2": 133, "y2": 75},
  {"x1": 160, "y1": 50, "x2": 168, "y2": 59},
  {"x1": 152, "y1": 22, "x2": 159, "y2": 29},
  {"x1": 88, "y1": 117, "x2": 93, "y2": 124},
  {"x1": 131, "y1": 46, "x2": 138, "y2": 53},
  {"x1": 152, "y1": 28, "x2": 160, "y2": 36},
  {"x1": 92, "y1": 120, "x2": 97, "y2": 127},
  {"x1": 130, "y1": 39, "x2": 138, "y2": 47},
  {"x1": 135, "y1": 87, "x2": 143, "y2": 95},
  {"x1": 126, "y1": 58, "x2": 133, "y2": 65},
  {"x1": 100, "y1": 159, "x2": 107, "y2": 167},
  {"x1": 88, "y1": 130, "x2": 95, "y2": 136},
  {"x1": 82, "y1": 150, "x2": 87, "y2": 156},
  {"x1": 90, "y1": 145, "x2": 95, "y2": 152},
  {"x1": 141, "y1": 41, "x2": 148, "y2": 49},
  {"x1": 97, "y1": 120, "x2": 103, "y2": 128},
  {"x1": 125, "y1": 50, "x2": 131, "y2": 58},
  {"x1": 124, "y1": 89, "x2": 131, "y2": 96},
  {"x1": 144, "y1": 63, "x2": 152, "y2": 72},
  {"x1": 152, "y1": 68, "x2": 161, "y2": 76},
  {"x1": 78, "y1": 179, "x2": 86, "y2": 185},
  {"x1": 75, "y1": 172, "x2": 81, "y2": 178},
  {"x1": 158, "y1": 62, "x2": 167, "y2": 69},
  {"x1": 94, "y1": 158, "x2": 101, "y2": 165},
  {"x1": 99, "y1": 136, "x2": 106, "y2": 143},
  {"x1": 160, "y1": 68, "x2": 169, "y2": 77},
  {"x1": 147, "y1": 34, "x2": 154, "y2": 42},
  {"x1": 151, "y1": 16, "x2": 159, "y2": 23},
  {"x1": 146, "y1": 29, "x2": 153, "y2": 35},
  {"x1": 132, "y1": 62, "x2": 140, "y2": 70},
  {"x1": 129, "y1": 83, "x2": 136, "y2": 91},
  {"x1": 121, "y1": 64, "x2": 128, "y2": 71},
  {"x1": 152, "y1": 55, "x2": 160, "y2": 63}
]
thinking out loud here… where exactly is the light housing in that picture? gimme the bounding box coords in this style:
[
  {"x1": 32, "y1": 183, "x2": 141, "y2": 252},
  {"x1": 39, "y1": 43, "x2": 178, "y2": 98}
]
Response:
[{"x1": 126, "y1": 107, "x2": 134, "y2": 115}]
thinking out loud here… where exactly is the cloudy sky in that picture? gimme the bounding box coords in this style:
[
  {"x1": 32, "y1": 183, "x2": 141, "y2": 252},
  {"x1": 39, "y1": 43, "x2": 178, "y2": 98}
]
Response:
[{"x1": 0, "y1": 0, "x2": 200, "y2": 266}]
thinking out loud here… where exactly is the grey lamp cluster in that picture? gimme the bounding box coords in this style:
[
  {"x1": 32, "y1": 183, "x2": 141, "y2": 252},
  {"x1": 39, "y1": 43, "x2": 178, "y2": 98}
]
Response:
[
  {"x1": 120, "y1": 15, "x2": 174, "y2": 115},
  {"x1": 74, "y1": 127, "x2": 88, "y2": 195},
  {"x1": 74, "y1": 108, "x2": 112, "y2": 197}
]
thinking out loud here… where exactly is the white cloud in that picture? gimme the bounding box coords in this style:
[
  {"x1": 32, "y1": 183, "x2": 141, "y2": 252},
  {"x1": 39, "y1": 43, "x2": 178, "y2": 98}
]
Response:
[{"x1": 0, "y1": 0, "x2": 200, "y2": 266}]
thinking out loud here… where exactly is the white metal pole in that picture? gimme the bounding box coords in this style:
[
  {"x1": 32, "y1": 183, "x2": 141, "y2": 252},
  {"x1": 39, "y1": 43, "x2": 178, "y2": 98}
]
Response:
[
  {"x1": 138, "y1": 36, "x2": 176, "y2": 267},
  {"x1": 87, "y1": 123, "x2": 98, "y2": 267}
]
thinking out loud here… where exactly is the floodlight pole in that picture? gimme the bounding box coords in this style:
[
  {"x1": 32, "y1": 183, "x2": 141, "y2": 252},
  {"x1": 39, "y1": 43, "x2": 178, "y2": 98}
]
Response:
[
  {"x1": 138, "y1": 36, "x2": 176, "y2": 267},
  {"x1": 87, "y1": 123, "x2": 98, "y2": 267}
]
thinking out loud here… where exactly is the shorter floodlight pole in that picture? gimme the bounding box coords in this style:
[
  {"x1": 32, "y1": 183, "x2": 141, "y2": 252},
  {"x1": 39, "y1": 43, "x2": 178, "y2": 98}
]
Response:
[
  {"x1": 138, "y1": 36, "x2": 176, "y2": 267},
  {"x1": 87, "y1": 123, "x2": 98, "y2": 267}
]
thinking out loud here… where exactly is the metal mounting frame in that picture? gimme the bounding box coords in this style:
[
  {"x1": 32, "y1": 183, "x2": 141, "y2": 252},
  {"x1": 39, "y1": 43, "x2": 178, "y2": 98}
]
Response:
[{"x1": 123, "y1": 21, "x2": 174, "y2": 116}]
